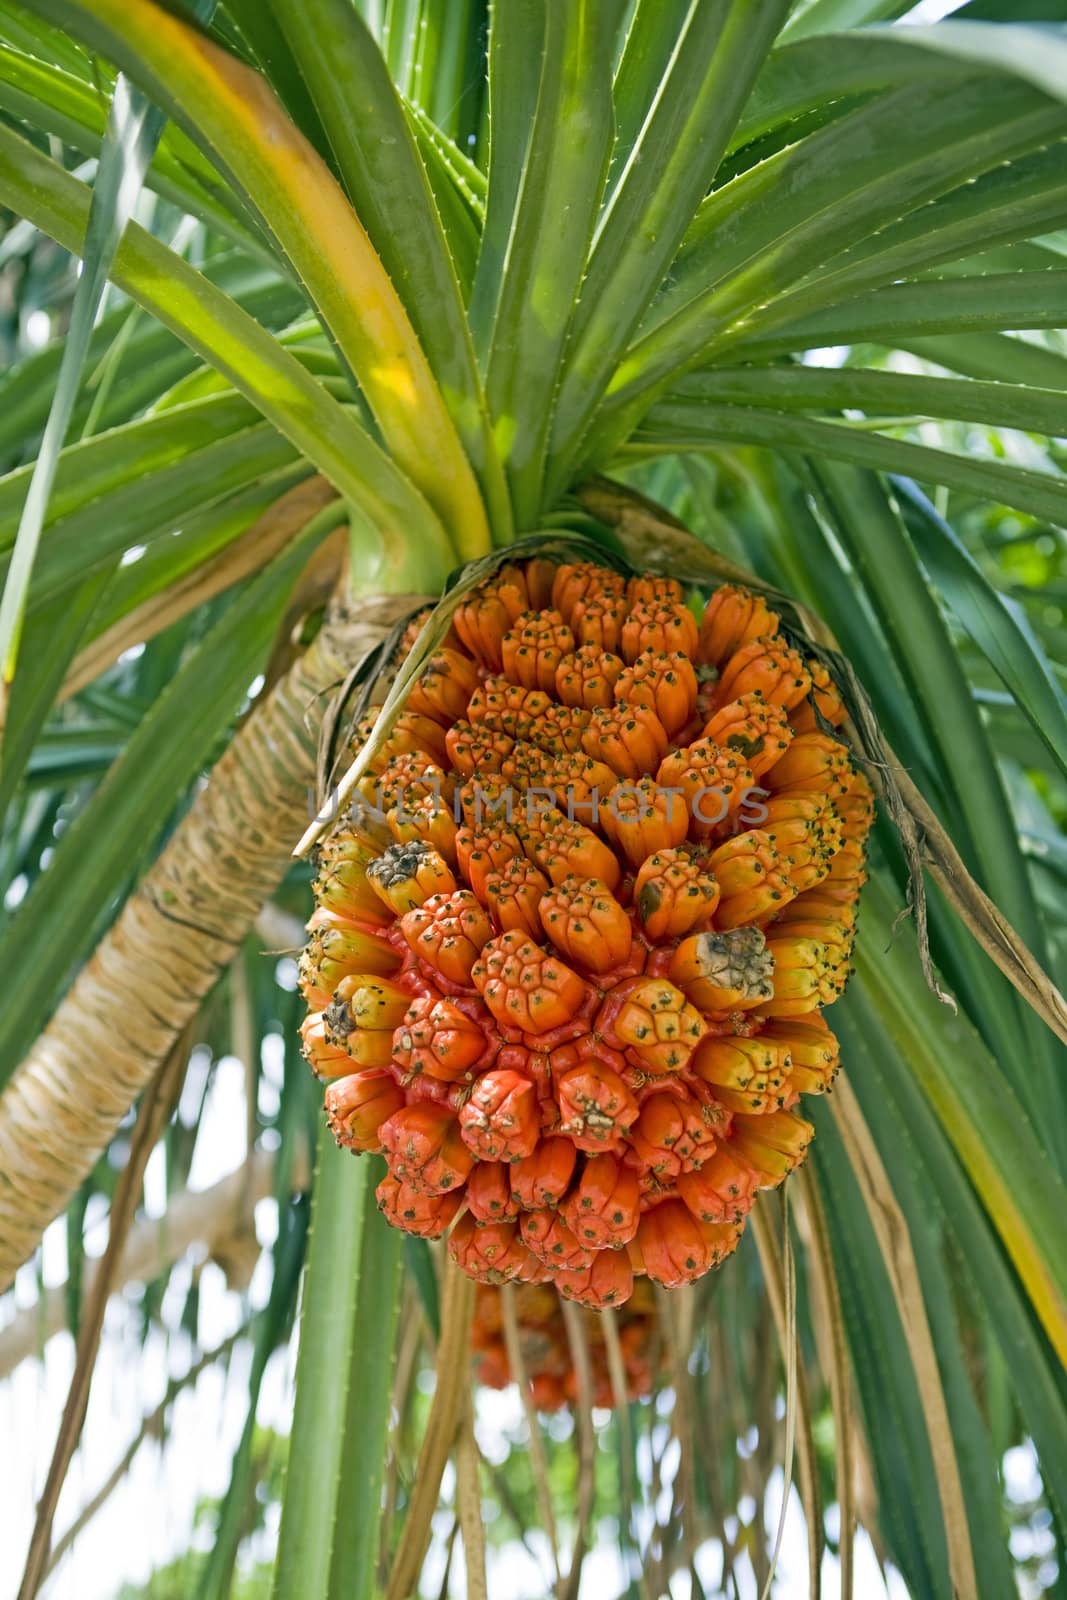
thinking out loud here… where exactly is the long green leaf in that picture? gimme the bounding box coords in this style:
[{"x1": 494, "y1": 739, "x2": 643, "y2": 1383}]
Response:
[
  {"x1": 893, "y1": 477, "x2": 1067, "y2": 788},
  {"x1": 0, "y1": 39, "x2": 267, "y2": 249},
  {"x1": 263, "y1": 0, "x2": 510, "y2": 540},
  {"x1": 0, "y1": 123, "x2": 456, "y2": 588},
  {"x1": 544, "y1": 0, "x2": 792, "y2": 503},
  {"x1": 839, "y1": 961, "x2": 1067, "y2": 1524},
  {"x1": 601, "y1": 80, "x2": 1067, "y2": 435},
  {"x1": 673, "y1": 362, "x2": 1067, "y2": 438},
  {"x1": 0, "y1": 257, "x2": 303, "y2": 459},
  {"x1": 36, "y1": 0, "x2": 491, "y2": 559},
  {"x1": 722, "y1": 270, "x2": 1067, "y2": 361},
  {"x1": 810, "y1": 1113, "x2": 952, "y2": 1599},
  {"x1": 763, "y1": 145, "x2": 1067, "y2": 326},
  {"x1": 273, "y1": 1137, "x2": 402, "y2": 1600},
  {"x1": 633, "y1": 402, "x2": 1067, "y2": 530},
  {"x1": 0, "y1": 512, "x2": 334, "y2": 1086},
  {"x1": 473, "y1": 0, "x2": 617, "y2": 524},
  {"x1": 851, "y1": 876, "x2": 1067, "y2": 1366},
  {"x1": 0, "y1": 66, "x2": 163, "y2": 703},
  {"x1": 733, "y1": 14, "x2": 1067, "y2": 150}
]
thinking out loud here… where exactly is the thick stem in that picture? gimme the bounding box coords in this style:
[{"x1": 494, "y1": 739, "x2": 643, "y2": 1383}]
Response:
[{"x1": 0, "y1": 593, "x2": 421, "y2": 1289}]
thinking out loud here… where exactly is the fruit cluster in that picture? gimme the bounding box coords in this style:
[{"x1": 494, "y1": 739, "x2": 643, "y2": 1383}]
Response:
[
  {"x1": 300, "y1": 557, "x2": 873, "y2": 1308},
  {"x1": 472, "y1": 1280, "x2": 661, "y2": 1411}
]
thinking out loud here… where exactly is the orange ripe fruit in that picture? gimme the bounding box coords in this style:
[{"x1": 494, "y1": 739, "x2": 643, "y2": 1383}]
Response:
[
  {"x1": 376, "y1": 1175, "x2": 462, "y2": 1239},
  {"x1": 459, "y1": 1069, "x2": 541, "y2": 1162},
  {"x1": 324, "y1": 1070, "x2": 405, "y2": 1153},
  {"x1": 635, "y1": 1200, "x2": 741, "y2": 1288},
  {"x1": 379, "y1": 1103, "x2": 474, "y2": 1195}
]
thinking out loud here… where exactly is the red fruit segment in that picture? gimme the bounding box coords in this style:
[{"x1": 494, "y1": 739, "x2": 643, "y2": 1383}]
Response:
[
  {"x1": 392, "y1": 996, "x2": 489, "y2": 1084},
  {"x1": 709, "y1": 831, "x2": 795, "y2": 930},
  {"x1": 627, "y1": 1090, "x2": 716, "y2": 1178},
  {"x1": 552, "y1": 561, "x2": 626, "y2": 626},
  {"x1": 400, "y1": 890, "x2": 493, "y2": 985},
  {"x1": 555, "y1": 644, "x2": 625, "y2": 710},
  {"x1": 459, "y1": 1069, "x2": 540, "y2": 1162},
  {"x1": 730, "y1": 1110, "x2": 813, "y2": 1185},
  {"x1": 703, "y1": 693, "x2": 793, "y2": 778},
  {"x1": 520, "y1": 1209, "x2": 596, "y2": 1273},
  {"x1": 602, "y1": 776, "x2": 689, "y2": 868},
  {"x1": 583, "y1": 704, "x2": 670, "y2": 780},
  {"x1": 555, "y1": 1249, "x2": 635, "y2": 1309},
  {"x1": 539, "y1": 875, "x2": 632, "y2": 974},
  {"x1": 560, "y1": 1153, "x2": 641, "y2": 1248},
  {"x1": 633, "y1": 848, "x2": 720, "y2": 941},
  {"x1": 698, "y1": 584, "x2": 780, "y2": 669},
  {"x1": 366, "y1": 840, "x2": 457, "y2": 914},
  {"x1": 449, "y1": 1214, "x2": 533, "y2": 1284},
  {"x1": 621, "y1": 599, "x2": 699, "y2": 663},
  {"x1": 380, "y1": 1104, "x2": 474, "y2": 1194},
  {"x1": 656, "y1": 739, "x2": 757, "y2": 843},
  {"x1": 376, "y1": 1175, "x2": 462, "y2": 1239},
  {"x1": 677, "y1": 1147, "x2": 759, "y2": 1225},
  {"x1": 710, "y1": 636, "x2": 811, "y2": 714},
  {"x1": 764, "y1": 731, "x2": 852, "y2": 799},
  {"x1": 405, "y1": 647, "x2": 479, "y2": 725},
  {"x1": 517, "y1": 811, "x2": 622, "y2": 891},
  {"x1": 669, "y1": 927, "x2": 774, "y2": 1011},
  {"x1": 298, "y1": 913, "x2": 401, "y2": 1007},
  {"x1": 635, "y1": 1200, "x2": 741, "y2": 1287},
  {"x1": 606, "y1": 977, "x2": 706, "y2": 1075},
  {"x1": 615, "y1": 650, "x2": 698, "y2": 737},
  {"x1": 466, "y1": 1161, "x2": 521, "y2": 1225},
  {"x1": 472, "y1": 931, "x2": 587, "y2": 1036},
  {"x1": 484, "y1": 857, "x2": 550, "y2": 941},
  {"x1": 789, "y1": 659, "x2": 846, "y2": 733},
  {"x1": 502, "y1": 609, "x2": 575, "y2": 692},
  {"x1": 300, "y1": 1012, "x2": 354, "y2": 1081},
  {"x1": 557, "y1": 1063, "x2": 639, "y2": 1152},
  {"x1": 510, "y1": 1138, "x2": 578, "y2": 1210},
  {"x1": 691, "y1": 1034, "x2": 791, "y2": 1115},
  {"x1": 324, "y1": 1070, "x2": 405, "y2": 1152}
]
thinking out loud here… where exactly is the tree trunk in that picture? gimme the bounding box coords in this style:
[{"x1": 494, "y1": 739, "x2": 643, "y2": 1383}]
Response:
[{"x1": 0, "y1": 594, "x2": 418, "y2": 1290}]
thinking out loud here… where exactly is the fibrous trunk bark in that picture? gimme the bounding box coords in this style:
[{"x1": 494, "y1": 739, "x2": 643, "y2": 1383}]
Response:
[{"x1": 0, "y1": 594, "x2": 417, "y2": 1290}]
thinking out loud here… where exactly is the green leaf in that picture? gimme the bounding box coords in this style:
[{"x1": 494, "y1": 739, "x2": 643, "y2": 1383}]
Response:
[
  {"x1": 810, "y1": 1113, "x2": 952, "y2": 1600},
  {"x1": 734, "y1": 14, "x2": 1067, "y2": 150},
  {"x1": 893, "y1": 477, "x2": 1067, "y2": 788},
  {"x1": 0, "y1": 123, "x2": 457, "y2": 588},
  {"x1": 779, "y1": 0, "x2": 914, "y2": 41},
  {"x1": 838, "y1": 962, "x2": 1067, "y2": 1524},
  {"x1": 544, "y1": 0, "x2": 792, "y2": 502},
  {"x1": 634, "y1": 400, "x2": 1067, "y2": 531},
  {"x1": 602, "y1": 79, "x2": 1067, "y2": 434},
  {"x1": 850, "y1": 875, "x2": 1067, "y2": 1369},
  {"x1": 723, "y1": 269, "x2": 1067, "y2": 360},
  {"x1": 673, "y1": 362, "x2": 1067, "y2": 437},
  {"x1": 0, "y1": 66, "x2": 162, "y2": 701},
  {"x1": 35, "y1": 0, "x2": 491, "y2": 560},
  {"x1": 273, "y1": 1138, "x2": 402, "y2": 1600},
  {"x1": 0, "y1": 513, "x2": 332, "y2": 1088},
  {"x1": 472, "y1": 0, "x2": 617, "y2": 524},
  {"x1": 864, "y1": 16, "x2": 1067, "y2": 105},
  {"x1": 0, "y1": 256, "x2": 303, "y2": 459},
  {"x1": 0, "y1": 38, "x2": 268, "y2": 249},
  {"x1": 902, "y1": 331, "x2": 1067, "y2": 391},
  {"x1": 197, "y1": 1195, "x2": 309, "y2": 1600},
  {"x1": 263, "y1": 0, "x2": 510, "y2": 539},
  {"x1": 766, "y1": 145, "x2": 1067, "y2": 325}
]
